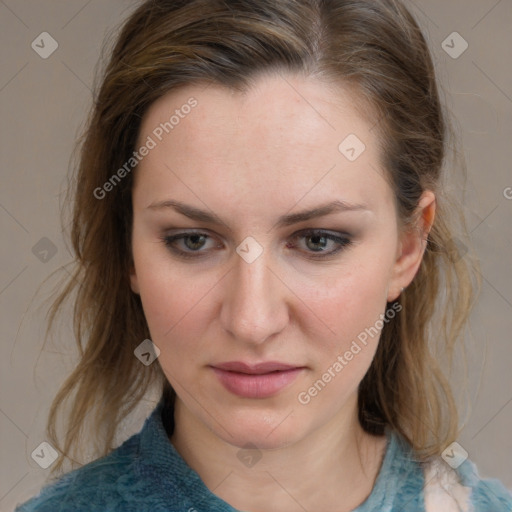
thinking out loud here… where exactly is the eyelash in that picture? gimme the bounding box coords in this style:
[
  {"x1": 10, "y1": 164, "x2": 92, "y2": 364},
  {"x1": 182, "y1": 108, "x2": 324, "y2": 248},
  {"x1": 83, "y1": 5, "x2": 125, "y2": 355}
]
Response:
[{"x1": 159, "y1": 229, "x2": 353, "y2": 260}]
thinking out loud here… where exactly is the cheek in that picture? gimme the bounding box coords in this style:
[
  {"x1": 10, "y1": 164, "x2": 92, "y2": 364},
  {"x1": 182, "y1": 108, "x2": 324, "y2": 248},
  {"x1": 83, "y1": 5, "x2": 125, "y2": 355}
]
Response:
[
  {"x1": 297, "y1": 257, "x2": 393, "y2": 402},
  {"x1": 137, "y1": 269, "x2": 202, "y2": 340},
  {"x1": 297, "y1": 274, "x2": 391, "y2": 411},
  {"x1": 305, "y1": 261, "x2": 391, "y2": 346},
  {"x1": 135, "y1": 268, "x2": 207, "y2": 387},
  {"x1": 133, "y1": 248, "x2": 220, "y2": 370},
  {"x1": 131, "y1": 234, "x2": 199, "y2": 333}
]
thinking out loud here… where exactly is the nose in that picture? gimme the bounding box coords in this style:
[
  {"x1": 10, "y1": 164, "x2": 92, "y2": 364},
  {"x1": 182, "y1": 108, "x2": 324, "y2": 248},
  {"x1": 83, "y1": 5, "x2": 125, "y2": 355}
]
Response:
[{"x1": 220, "y1": 248, "x2": 289, "y2": 345}]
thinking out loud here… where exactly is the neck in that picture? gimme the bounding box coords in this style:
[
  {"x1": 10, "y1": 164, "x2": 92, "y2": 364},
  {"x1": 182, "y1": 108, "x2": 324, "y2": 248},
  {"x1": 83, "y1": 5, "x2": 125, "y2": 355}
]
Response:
[{"x1": 169, "y1": 393, "x2": 388, "y2": 512}]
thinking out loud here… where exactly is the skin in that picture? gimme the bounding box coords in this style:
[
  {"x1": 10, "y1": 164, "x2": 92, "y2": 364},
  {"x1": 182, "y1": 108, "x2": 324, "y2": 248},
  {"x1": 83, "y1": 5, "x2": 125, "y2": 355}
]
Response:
[{"x1": 129, "y1": 72, "x2": 436, "y2": 512}]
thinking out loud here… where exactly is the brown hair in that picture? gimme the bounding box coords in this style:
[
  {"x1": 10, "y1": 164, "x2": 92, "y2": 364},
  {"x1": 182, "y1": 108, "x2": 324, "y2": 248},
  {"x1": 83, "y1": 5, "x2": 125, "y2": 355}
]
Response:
[{"x1": 42, "y1": 0, "x2": 479, "y2": 477}]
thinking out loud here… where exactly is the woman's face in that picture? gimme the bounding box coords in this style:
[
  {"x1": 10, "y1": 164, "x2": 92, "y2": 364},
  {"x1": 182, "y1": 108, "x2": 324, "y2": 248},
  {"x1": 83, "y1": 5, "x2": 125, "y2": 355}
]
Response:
[{"x1": 129, "y1": 73, "x2": 431, "y2": 449}]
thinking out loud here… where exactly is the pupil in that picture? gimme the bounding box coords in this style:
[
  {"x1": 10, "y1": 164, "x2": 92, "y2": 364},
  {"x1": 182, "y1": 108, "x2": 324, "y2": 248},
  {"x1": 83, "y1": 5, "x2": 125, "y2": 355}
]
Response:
[
  {"x1": 308, "y1": 235, "x2": 326, "y2": 251},
  {"x1": 187, "y1": 235, "x2": 204, "y2": 250}
]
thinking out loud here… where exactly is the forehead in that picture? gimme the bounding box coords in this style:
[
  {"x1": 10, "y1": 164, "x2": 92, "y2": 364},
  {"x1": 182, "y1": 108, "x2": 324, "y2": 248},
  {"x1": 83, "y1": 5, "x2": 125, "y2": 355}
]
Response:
[{"x1": 133, "y1": 73, "x2": 393, "y2": 219}]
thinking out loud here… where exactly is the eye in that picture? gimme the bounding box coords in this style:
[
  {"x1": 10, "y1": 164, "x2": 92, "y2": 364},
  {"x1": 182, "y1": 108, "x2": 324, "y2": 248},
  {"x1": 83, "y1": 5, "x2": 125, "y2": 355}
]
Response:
[
  {"x1": 160, "y1": 232, "x2": 218, "y2": 259},
  {"x1": 160, "y1": 229, "x2": 353, "y2": 260},
  {"x1": 287, "y1": 229, "x2": 353, "y2": 259}
]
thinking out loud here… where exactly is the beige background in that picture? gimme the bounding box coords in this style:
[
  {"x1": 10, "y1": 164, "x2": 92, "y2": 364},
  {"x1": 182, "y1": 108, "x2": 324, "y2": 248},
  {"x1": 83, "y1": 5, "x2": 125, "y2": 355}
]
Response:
[{"x1": 1, "y1": 0, "x2": 511, "y2": 510}]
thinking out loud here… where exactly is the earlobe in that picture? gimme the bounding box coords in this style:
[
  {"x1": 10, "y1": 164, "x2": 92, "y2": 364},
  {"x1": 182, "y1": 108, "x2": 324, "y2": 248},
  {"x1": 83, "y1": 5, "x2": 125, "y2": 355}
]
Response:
[
  {"x1": 387, "y1": 190, "x2": 436, "y2": 302},
  {"x1": 129, "y1": 263, "x2": 140, "y2": 294}
]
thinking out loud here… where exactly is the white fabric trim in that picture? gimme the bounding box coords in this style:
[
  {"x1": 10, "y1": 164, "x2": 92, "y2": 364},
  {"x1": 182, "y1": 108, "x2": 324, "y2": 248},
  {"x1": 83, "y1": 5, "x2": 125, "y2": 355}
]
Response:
[{"x1": 423, "y1": 457, "x2": 472, "y2": 512}]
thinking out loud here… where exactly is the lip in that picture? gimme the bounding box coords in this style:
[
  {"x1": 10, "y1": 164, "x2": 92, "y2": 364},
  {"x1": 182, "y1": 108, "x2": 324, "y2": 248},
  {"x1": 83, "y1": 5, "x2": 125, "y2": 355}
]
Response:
[
  {"x1": 210, "y1": 361, "x2": 305, "y2": 398},
  {"x1": 213, "y1": 361, "x2": 301, "y2": 374}
]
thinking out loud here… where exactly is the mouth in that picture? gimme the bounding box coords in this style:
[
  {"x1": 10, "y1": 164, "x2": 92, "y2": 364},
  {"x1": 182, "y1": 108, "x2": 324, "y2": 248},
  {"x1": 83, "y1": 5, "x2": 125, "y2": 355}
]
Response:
[{"x1": 210, "y1": 361, "x2": 306, "y2": 398}]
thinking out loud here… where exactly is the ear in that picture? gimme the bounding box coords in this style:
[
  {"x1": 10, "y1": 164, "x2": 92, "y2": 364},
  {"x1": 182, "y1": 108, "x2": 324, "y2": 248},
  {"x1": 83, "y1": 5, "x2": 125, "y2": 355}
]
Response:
[
  {"x1": 129, "y1": 261, "x2": 140, "y2": 294},
  {"x1": 386, "y1": 189, "x2": 436, "y2": 302}
]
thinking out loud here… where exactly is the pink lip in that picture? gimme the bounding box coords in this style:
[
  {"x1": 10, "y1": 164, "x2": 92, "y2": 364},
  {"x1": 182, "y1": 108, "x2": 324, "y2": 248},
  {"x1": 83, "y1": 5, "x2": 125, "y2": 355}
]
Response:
[{"x1": 210, "y1": 361, "x2": 305, "y2": 398}]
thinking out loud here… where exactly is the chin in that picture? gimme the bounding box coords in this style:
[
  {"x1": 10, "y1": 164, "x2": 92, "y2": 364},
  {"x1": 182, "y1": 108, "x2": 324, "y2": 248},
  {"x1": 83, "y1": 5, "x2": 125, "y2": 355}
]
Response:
[{"x1": 211, "y1": 406, "x2": 304, "y2": 450}]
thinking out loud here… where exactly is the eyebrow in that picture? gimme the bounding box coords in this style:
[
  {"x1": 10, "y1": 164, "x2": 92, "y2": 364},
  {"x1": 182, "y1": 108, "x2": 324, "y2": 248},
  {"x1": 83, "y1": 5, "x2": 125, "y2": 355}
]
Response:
[{"x1": 146, "y1": 199, "x2": 370, "y2": 229}]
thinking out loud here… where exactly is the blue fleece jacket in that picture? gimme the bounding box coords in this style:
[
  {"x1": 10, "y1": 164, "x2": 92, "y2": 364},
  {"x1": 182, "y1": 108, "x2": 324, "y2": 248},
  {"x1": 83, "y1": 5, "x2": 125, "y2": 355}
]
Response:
[{"x1": 14, "y1": 398, "x2": 512, "y2": 511}]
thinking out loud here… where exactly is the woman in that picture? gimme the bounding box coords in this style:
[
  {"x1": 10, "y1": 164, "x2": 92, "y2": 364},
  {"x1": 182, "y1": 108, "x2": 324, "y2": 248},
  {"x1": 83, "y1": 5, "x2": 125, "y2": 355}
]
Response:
[{"x1": 15, "y1": 0, "x2": 512, "y2": 510}]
